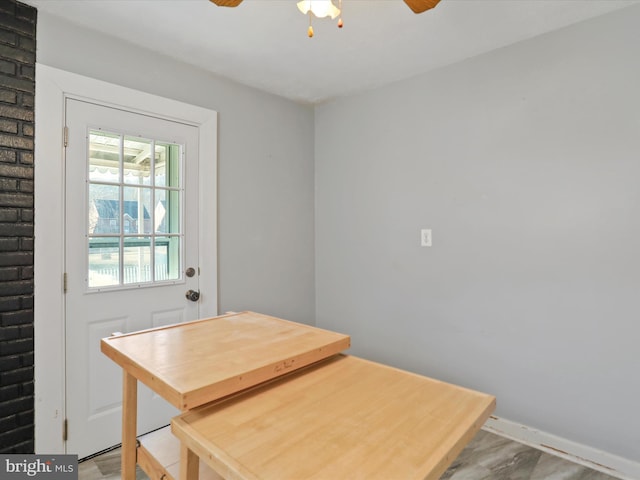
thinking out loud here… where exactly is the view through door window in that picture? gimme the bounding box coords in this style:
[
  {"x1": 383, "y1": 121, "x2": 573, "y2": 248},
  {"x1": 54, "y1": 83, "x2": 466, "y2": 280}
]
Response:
[{"x1": 87, "y1": 129, "x2": 183, "y2": 288}]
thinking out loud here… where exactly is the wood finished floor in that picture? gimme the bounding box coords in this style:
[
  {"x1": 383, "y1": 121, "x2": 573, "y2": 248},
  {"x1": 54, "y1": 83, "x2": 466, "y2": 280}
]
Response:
[{"x1": 78, "y1": 430, "x2": 619, "y2": 480}]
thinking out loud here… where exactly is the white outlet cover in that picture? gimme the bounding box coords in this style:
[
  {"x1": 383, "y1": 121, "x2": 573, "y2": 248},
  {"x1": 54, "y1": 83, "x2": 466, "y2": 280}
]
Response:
[{"x1": 421, "y1": 229, "x2": 432, "y2": 247}]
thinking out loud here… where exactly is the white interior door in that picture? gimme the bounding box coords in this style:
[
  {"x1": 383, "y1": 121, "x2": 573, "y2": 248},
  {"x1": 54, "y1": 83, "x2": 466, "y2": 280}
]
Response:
[{"x1": 64, "y1": 98, "x2": 201, "y2": 458}]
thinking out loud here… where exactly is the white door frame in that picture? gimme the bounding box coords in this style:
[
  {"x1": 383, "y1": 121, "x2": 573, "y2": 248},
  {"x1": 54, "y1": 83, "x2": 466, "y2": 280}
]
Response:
[{"x1": 34, "y1": 64, "x2": 218, "y2": 454}]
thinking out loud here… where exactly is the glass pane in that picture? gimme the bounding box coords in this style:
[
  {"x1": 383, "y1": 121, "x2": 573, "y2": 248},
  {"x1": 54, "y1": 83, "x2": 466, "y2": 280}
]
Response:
[
  {"x1": 123, "y1": 136, "x2": 152, "y2": 186},
  {"x1": 154, "y1": 189, "x2": 180, "y2": 234},
  {"x1": 123, "y1": 186, "x2": 152, "y2": 234},
  {"x1": 155, "y1": 236, "x2": 180, "y2": 281},
  {"x1": 89, "y1": 184, "x2": 120, "y2": 234},
  {"x1": 123, "y1": 237, "x2": 152, "y2": 284},
  {"x1": 155, "y1": 142, "x2": 181, "y2": 188},
  {"x1": 88, "y1": 237, "x2": 120, "y2": 288},
  {"x1": 85, "y1": 130, "x2": 185, "y2": 290},
  {"x1": 89, "y1": 130, "x2": 120, "y2": 183},
  {"x1": 154, "y1": 189, "x2": 167, "y2": 233}
]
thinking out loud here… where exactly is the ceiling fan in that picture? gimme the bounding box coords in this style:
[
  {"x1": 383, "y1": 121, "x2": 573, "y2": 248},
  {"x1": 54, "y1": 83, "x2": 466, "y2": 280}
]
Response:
[{"x1": 209, "y1": 0, "x2": 441, "y2": 15}]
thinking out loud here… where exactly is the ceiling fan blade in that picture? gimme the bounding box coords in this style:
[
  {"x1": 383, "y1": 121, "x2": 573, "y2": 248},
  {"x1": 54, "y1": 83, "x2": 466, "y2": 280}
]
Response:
[
  {"x1": 209, "y1": 0, "x2": 243, "y2": 7},
  {"x1": 403, "y1": 0, "x2": 441, "y2": 14}
]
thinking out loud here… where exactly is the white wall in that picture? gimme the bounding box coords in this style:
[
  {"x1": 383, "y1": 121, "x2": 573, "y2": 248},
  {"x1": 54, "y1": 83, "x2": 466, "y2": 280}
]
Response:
[
  {"x1": 36, "y1": 12, "x2": 316, "y2": 324},
  {"x1": 315, "y1": 5, "x2": 640, "y2": 463}
]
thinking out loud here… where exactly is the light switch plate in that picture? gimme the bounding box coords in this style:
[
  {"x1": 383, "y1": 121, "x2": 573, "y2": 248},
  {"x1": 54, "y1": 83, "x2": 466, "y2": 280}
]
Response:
[{"x1": 421, "y1": 229, "x2": 432, "y2": 247}]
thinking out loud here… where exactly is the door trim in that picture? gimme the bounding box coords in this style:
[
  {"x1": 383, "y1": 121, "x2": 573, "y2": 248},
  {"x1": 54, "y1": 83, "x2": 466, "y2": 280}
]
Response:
[{"x1": 34, "y1": 64, "x2": 218, "y2": 454}]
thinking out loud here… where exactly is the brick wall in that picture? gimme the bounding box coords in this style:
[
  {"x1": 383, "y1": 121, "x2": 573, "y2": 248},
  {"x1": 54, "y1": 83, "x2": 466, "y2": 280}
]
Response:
[{"x1": 0, "y1": 0, "x2": 36, "y2": 453}]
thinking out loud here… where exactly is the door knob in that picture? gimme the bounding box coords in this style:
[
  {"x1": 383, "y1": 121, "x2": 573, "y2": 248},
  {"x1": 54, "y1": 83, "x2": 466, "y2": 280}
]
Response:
[{"x1": 185, "y1": 289, "x2": 200, "y2": 302}]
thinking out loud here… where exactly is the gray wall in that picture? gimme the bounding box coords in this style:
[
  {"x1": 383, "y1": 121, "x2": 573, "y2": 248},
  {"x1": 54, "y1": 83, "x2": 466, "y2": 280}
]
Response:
[
  {"x1": 35, "y1": 3, "x2": 640, "y2": 463},
  {"x1": 35, "y1": 13, "x2": 316, "y2": 325},
  {"x1": 315, "y1": 5, "x2": 640, "y2": 461}
]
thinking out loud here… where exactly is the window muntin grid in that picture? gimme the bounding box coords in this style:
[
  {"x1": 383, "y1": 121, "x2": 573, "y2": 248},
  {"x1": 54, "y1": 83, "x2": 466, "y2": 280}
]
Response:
[{"x1": 87, "y1": 129, "x2": 183, "y2": 289}]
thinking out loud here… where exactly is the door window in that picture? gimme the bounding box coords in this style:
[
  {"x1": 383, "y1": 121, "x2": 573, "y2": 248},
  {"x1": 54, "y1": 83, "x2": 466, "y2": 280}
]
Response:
[{"x1": 87, "y1": 129, "x2": 183, "y2": 289}]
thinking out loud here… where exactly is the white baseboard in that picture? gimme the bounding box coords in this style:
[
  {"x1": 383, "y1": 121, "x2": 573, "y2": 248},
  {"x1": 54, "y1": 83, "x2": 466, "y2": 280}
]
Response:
[{"x1": 482, "y1": 416, "x2": 640, "y2": 480}]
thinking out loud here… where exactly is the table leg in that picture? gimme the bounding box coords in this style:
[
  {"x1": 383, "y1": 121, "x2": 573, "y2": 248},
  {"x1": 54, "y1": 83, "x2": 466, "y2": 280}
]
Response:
[
  {"x1": 180, "y1": 444, "x2": 199, "y2": 480},
  {"x1": 121, "y1": 371, "x2": 137, "y2": 480}
]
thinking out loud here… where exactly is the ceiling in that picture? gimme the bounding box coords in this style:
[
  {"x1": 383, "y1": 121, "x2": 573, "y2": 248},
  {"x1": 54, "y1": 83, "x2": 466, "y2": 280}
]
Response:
[{"x1": 24, "y1": 0, "x2": 640, "y2": 104}]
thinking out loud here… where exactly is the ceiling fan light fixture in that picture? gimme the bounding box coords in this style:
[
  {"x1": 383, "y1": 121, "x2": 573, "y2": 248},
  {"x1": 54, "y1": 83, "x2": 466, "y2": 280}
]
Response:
[
  {"x1": 296, "y1": 0, "x2": 341, "y2": 19},
  {"x1": 208, "y1": 0, "x2": 441, "y2": 38}
]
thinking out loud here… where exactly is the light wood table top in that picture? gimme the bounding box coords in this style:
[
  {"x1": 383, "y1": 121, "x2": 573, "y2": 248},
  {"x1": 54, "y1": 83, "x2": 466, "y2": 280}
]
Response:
[
  {"x1": 172, "y1": 354, "x2": 496, "y2": 480},
  {"x1": 101, "y1": 311, "x2": 351, "y2": 410}
]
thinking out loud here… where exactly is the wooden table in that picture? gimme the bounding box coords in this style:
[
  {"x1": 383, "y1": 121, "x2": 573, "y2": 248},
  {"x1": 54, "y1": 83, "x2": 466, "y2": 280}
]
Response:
[
  {"x1": 101, "y1": 311, "x2": 351, "y2": 480},
  {"x1": 102, "y1": 310, "x2": 495, "y2": 480},
  {"x1": 172, "y1": 354, "x2": 495, "y2": 480}
]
